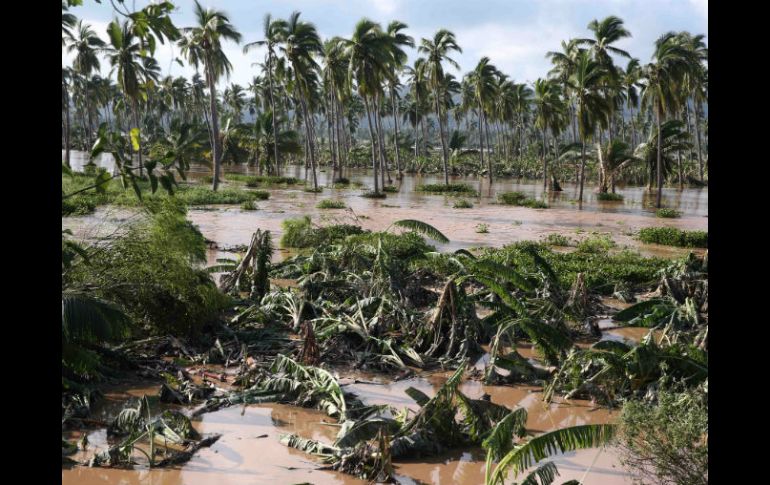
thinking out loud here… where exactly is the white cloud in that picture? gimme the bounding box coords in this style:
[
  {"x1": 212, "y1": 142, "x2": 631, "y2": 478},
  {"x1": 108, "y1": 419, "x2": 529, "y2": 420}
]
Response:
[
  {"x1": 369, "y1": 0, "x2": 402, "y2": 16},
  {"x1": 689, "y1": 0, "x2": 708, "y2": 19}
]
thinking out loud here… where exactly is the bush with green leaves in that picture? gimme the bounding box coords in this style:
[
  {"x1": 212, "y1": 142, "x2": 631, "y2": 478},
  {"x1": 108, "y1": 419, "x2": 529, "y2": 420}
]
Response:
[
  {"x1": 241, "y1": 200, "x2": 259, "y2": 211},
  {"x1": 361, "y1": 190, "x2": 387, "y2": 199},
  {"x1": 416, "y1": 183, "x2": 478, "y2": 196},
  {"x1": 476, "y1": 223, "x2": 489, "y2": 233},
  {"x1": 65, "y1": 200, "x2": 230, "y2": 337},
  {"x1": 280, "y1": 216, "x2": 366, "y2": 248},
  {"x1": 453, "y1": 199, "x2": 473, "y2": 209},
  {"x1": 576, "y1": 234, "x2": 616, "y2": 254},
  {"x1": 317, "y1": 199, "x2": 347, "y2": 209},
  {"x1": 382, "y1": 185, "x2": 399, "y2": 193},
  {"x1": 597, "y1": 192, "x2": 624, "y2": 201},
  {"x1": 498, "y1": 191, "x2": 548, "y2": 208},
  {"x1": 655, "y1": 208, "x2": 681, "y2": 218},
  {"x1": 543, "y1": 234, "x2": 572, "y2": 246},
  {"x1": 638, "y1": 228, "x2": 708, "y2": 248},
  {"x1": 619, "y1": 385, "x2": 708, "y2": 485}
]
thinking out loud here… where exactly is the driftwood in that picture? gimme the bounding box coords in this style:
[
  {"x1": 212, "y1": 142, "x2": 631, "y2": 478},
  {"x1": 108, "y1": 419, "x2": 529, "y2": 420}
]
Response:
[{"x1": 220, "y1": 229, "x2": 271, "y2": 298}]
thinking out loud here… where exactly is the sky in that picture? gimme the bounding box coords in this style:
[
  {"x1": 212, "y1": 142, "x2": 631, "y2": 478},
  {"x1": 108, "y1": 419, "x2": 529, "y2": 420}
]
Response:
[{"x1": 63, "y1": 0, "x2": 707, "y2": 88}]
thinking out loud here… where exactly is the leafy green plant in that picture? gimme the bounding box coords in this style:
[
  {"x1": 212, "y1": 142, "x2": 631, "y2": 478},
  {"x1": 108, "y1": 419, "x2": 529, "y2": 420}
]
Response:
[
  {"x1": 655, "y1": 208, "x2": 681, "y2": 218},
  {"x1": 453, "y1": 199, "x2": 473, "y2": 208},
  {"x1": 597, "y1": 192, "x2": 624, "y2": 201},
  {"x1": 382, "y1": 185, "x2": 399, "y2": 193},
  {"x1": 361, "y1": 190, "x2": 387, "y2": 199},
  {"x1": 241, "y1": 200, "x2": 259, "y2": 211},
  {"x1": 498, "y1": 192, "x2": 548, "y2": 208},
  {"x1": 476, "y1": 223, "x2": 489, "y2": 234},
  {"x1": 638, "y1": 228, "x2": 707, "y2": 248},
  {"x1": 576, "y1": 234, "x2": 616, "y2": 253},
  {"x1": 543, "y1": 234, "x2": 572, "y2": 246},
  {"x1": 317, "y1": 199, "x2": 347, "y2": 209},
  {"x1": 416, "y1": 183, "x2": 478, "y2": 196}
]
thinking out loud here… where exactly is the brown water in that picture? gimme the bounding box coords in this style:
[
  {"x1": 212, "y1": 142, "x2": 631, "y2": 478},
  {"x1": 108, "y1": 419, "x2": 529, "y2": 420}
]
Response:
[
  {"x1": 63, "y1": 167, "x2": 706, "y2": 260},
  {"x1": 63, "y1": 365, "x2": 633, "y2": 485}
]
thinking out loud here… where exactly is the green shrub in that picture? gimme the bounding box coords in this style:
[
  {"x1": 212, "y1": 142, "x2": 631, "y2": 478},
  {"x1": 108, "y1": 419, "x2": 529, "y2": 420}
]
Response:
[
  {"x1": 481, "y1": 241, "x2": 668, "y2": 294},
  {"x1": 619, "y1": 387, "x2": 708, "y2": 485},
  {"x1": 382, "y1": 185, "x2": 399, "y2": 193},
  {"x1": 476, "y1": 223, "x2": 489, "y2": 233},
  {"x1": 304, "y1": 187, "x2": 323, "y2": 193},
  {"x1": 416, "y1": 183, "x2": 478, "y2": 196},
  {"x1": 498, "y1": 191, "x2": 548, "y2": 208},
  {"x1": 543, "y1": 233, "x2": 572, "y2": 246},
  {"x1": 577, "y1": 234, "x2": 616, "y2": 253},
  {"x1": 225, "y1": 174, "x2": 300, "y2": 186},
  {"x1": 334, "y1": 177, "x2": 350, "y2": 185},
  {"x1": 597, "y1": 192, "x2": 624, "y2": 201},
  {"x1": 656, "y1": 208, "x2": 681, "y2": 218},
  {"x1": 317, "y1": 199, "x2": 347, "y2": 209},
  {"x1": 241, "y1": 200, "x2": 259, "y2": 211},
  {"x1": 65, "y1": 201, "x2": 230, "y2": 336},
  {"x1": 280, "y1": 216, "x2": 366, "y2": 248},
  {"x1": 453, "y1": 199, "x2": 473, "y2": 209},
  {"x1": 638, "y1": 227, "x2": 708, "y2": 248},
  {"x1": 361, "y1": 191, "x2": 387, "y2": 199}
]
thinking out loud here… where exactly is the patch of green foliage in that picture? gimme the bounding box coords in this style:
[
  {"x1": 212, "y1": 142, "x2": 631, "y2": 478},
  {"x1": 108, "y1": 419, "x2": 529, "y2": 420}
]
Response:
[
  {"x1": 597, "y1": 192, "x2": 624, "y2": 201},
  {"x1": 476, "y1": 223, "x2": 489, "y2": 233},
  {"x1": 638, "y1": 228, "x2": 708, "y2": 248},
  {"x1": 65, "y1": 200, "x2": 231, "y2": 336},
  {"x1": 498, "y1": 191, "x2": 548, "y2": 208},
  {"x1": 304, "y1": 187, "x2": 324, "y2": 193},
  {"x1": 453, "y1": 199, "x2": 473, "y2": 209},
  {"x1": 416, "y1": 183, "x2": 478, "y2": 196},
  {"x1": 280, "y1": 216, "x2": 366, "y2": 248},
  {"x1": 543, "y1": 234, "x2": 573, "y2": 247},
  {"x1": 225, "y1": 174, "x2": 301, "y2": 187},
  {"x1": 576, "y1": 234, "x2": 616, "y2": 254},
  {"x1": 62, "y1": 172, "x2": 121, "y2": 216},
  {"x1": 655, "y1": 208, "x2": 681, "y2": 218},
  {"x1": 480, "y1": 241, "x2": 669, "y2": 294},
  {"x1": 317, "y1": 199, "x2": 347, "y2": 209},
  {"x1": 113, "y1": 185, "x2": 269, "y2": 206},
  {"x1": 361, "y1": 191, "x2": 387, "y2": 199},
  {"x1": 619, "y1": 386, "x2": 708, "y2": 485},
  {"x1": 241, "y1": 200, "x2": 259, "y2": 211},
  {"x1": 382, "y1": 185, "x2": 399, "y2": 193}
]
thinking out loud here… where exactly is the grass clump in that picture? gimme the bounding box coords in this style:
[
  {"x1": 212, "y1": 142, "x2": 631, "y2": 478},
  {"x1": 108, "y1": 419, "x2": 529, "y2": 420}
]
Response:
[
  {"x1": 241, "y1": 200, "x2": 259, "y2": 211},
  {"x1": 638, "y1": 227, "x2": 708, "y2": 248},
  {"x1": 416, "y1": 183, "x2": 478, "y2": 196},
  {"x1": 280, "y1": 216, "x2": 365, "y2": 248},
  {"x1": 475, "y1": 223, "x2": 489, "y2": 233},
  {"x1": 382, "y1": 185, "x2": 399, "y2": 193},
  {"x1": 597, "y1": 192, "x2": 624, "y2": 201},
  {"x1": 225, "y1": 174, "x2": 301, "y2": 187},
  {"x1": 543, "y1": 233, "x2": 573, "y2": 246},
  {"x1": 576, "y1": 234, "x2": 617, "y2": 254},
  {"x1": 656, "y1": 208, "x2": 681, "y2": 218},
  {"x1": 304, "y1": 187, "x2": 324, "y2": 193},
  {"x1": 317, "y1": 199, "x2": 347, "y2": 209},
  {"x1": 453, "y1": 199, "x2": 473, "y2": 209},
  {"x1": 361, "y1": 191, "x2": 387, "y2": 199},
  {"x1": 334, "y1": 177, "x2": 350, "y2": 185},
  {"x1": 498, "y1": 191, "x2": 548, "y2": 208}
]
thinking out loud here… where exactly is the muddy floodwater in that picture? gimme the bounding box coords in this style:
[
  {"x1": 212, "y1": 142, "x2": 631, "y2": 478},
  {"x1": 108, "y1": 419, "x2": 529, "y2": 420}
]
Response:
[
  {"x1": 63, "y1": 164, "x2": 707, "y2": 261},
  {"x1": 63, "y1": 364, "x2": 638, "y2": 485}
]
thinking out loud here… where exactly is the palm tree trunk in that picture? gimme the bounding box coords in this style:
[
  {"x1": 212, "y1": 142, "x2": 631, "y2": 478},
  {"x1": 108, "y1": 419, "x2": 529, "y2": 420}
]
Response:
[
  {"x1": 335, "y1": 96, "x2": 345, "y2": 178},
  {"x1": 64, "y1": 88, "x2": 72, "y2": 168},
  {"x1": 390, "y1": 87, "x2": 403, "y2": 179},
  {"x1": 205, "y1": 59, "x2": 221, "y2": 191},
  {"x1": 656, "y1": 106, "x2": 663, "y2": 208},
  {"x1": 434, "y1": 89, "x2": 449, "y2": 185},
  {"x1": 694, "y1": 103, "x2": 704, "y2": 182},
  {"x1": 300, "y1": 97, "x2": 318, "y2": 190},
  {"x1": 132, "y1": 100, "x2": 144, "y2": 178},
  {"x1": 363, "y1": 96, "x2": 380, "y2": 194},
  {"x1": 579, "y1": 139, "x2": 586, "y2": 209},
  {"x1": 267, "y1": 51, "x2": 281, "y2": 175},
  {"x1": 374, "y1": 93, "x2": 390, "y2": 186},
  {"x1": 542, "y1": 127, "x2": 548, "y2": 192},
  {"x1": 477, "y1": 104, "x2": 485, "y2": 182},
  {"x1": 484, "y1": 111, "x2": 493, "y2": 184}
]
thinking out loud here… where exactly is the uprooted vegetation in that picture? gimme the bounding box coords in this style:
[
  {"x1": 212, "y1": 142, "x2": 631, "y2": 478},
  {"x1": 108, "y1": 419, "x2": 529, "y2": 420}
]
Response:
[
  {"x1": 62, "y1": 213, "x2": 707, "y2": 482},
  {"x1": 497, "y1": 191, "x2": 548, "y2": 208},
  {"x1": 638, "y1": 227, "x2": 708, "y2": 248}
]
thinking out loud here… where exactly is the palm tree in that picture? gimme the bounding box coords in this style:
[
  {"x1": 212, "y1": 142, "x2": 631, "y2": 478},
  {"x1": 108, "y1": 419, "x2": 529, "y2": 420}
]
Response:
[
  {"x1": 66, "y1": 20, "x2": 105, "y2": 148},
  {"x1": 281, "y1": 11, "x2": 323, "y2": 190},
  {"x1": 621, "y1": 58, "x2": 642, "y2": 147},
  {"x1": 385, "y1": 21, "x2": 415, "y2": 180},
  {"x1": 464, "y1": 57, "x2": 498, "y2": 184},
  {"x1": 678, "y1": 32, "x2": 708, "y2": 182},
  {"x1": 533, "y1": 78, "x2": 566, "y2": 192},
  {"x1": 62, "y1": 68, "x2": 73, "y2": 167},
  {"x1": 343, "y1": 19, "x2": 392, "y2": 195},
  {"x1": 568, "y1": 50, "x2": 610, "y2": 207},
  {"x1": 105, "y1": 20, "x2": 148, "y2": 175},
  {"x1": 252, "y1": 111, "x2": 302, "y2": 173},
  {"x1": 223, "y1": 83, "x2": 246, "y2": 121},
  {"x1": 640, "y1": 32, "x2": 697, "y2": 207},
  {"x1": 244, "y1": 14, "x2": 288, "y2": 175},
  {"x1": 179, "y1": 0, "x2": 242, "y2": 191},
  {"x1": 635, "y1": 119, "x2": 692, "y2": 191},
  {"x1": 419, "y1": 30, "x2": 462, "y2": 185}
]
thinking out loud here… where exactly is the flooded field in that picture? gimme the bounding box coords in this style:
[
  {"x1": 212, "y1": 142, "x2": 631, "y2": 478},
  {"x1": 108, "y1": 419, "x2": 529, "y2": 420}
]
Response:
[{"x1": 62, "y1": 163, "x2": 707, "y2": 261}]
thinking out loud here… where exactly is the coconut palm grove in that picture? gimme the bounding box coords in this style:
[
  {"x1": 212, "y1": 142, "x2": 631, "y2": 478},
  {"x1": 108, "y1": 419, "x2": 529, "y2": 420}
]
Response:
[{"x1": 62, "y1": 1, "x2": 707, "y2": 484}]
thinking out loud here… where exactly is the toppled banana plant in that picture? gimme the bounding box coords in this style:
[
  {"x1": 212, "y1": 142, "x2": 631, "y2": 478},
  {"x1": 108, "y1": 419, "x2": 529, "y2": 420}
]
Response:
[
  {"x1": 158, "y1": 371, "x2": 216, "y2": 404},
  {"x1": 194, "y1": 355, "x2": 361, "y2": 419},
  {"x1": 90, "y1": 395, "x2": 220, "y2": 468},
  {"x1": 482, "y1": 406, "x2": 616, "y2": 485},
  {"x1": 216, "y1": 229, "x2": 273, "y2": 300}
]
